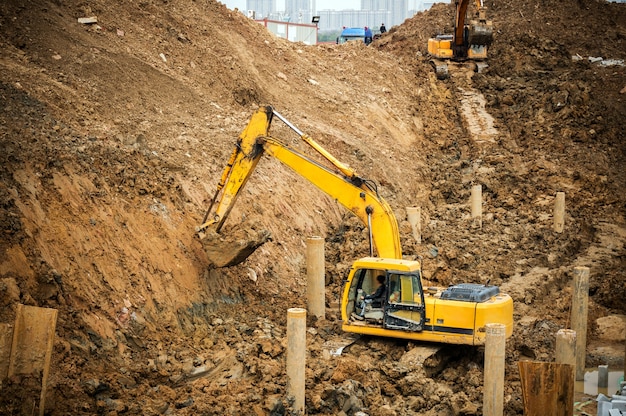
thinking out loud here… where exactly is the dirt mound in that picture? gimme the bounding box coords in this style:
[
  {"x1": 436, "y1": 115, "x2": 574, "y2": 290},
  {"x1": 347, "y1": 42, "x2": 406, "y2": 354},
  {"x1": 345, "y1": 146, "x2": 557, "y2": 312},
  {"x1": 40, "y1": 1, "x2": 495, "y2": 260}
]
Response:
[{"x1": 0, "y1": 0, "x2": 625, "y2": 414}]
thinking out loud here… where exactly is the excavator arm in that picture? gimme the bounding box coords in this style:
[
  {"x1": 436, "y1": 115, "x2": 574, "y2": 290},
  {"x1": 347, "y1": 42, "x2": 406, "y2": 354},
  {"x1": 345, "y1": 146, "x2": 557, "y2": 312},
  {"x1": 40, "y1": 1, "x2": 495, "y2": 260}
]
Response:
[
  {"x1": 453, "y1": 0, "x2": 473, "y2": 48},
  {"x1": 198, "y1": 106, "x2": 402, "y2": 266},
  {"x1": 453, "y1": 0, "x2": 492, "y2": 57},
  {"x1": 454, "y1": 0, "x2": 486, "y2": 47}
]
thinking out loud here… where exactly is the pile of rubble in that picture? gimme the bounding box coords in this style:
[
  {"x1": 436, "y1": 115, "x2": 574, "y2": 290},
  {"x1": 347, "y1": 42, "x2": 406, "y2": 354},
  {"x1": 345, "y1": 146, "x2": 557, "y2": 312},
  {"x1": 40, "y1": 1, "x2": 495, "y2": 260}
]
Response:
[{"x1": 597, "y1": 380, "x2": 626, "y2": 416}]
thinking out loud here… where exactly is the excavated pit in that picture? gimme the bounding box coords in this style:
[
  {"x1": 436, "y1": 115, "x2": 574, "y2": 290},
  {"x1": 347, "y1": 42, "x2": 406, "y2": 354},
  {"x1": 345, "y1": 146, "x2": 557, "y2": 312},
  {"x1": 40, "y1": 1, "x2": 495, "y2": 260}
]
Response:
[{"x1": 0, "y1": 0, "x2": 625, "y2": 414}]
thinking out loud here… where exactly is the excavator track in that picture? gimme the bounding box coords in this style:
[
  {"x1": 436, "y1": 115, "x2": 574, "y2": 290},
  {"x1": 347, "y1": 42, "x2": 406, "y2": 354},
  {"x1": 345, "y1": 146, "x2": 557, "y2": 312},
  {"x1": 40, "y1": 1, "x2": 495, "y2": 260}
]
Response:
[
  {"x1": 429, "y1": 59, "x2": 487, "y2": 80},
  {"x1": 430, "y1": 59, "x2": 450, "y2": 80},
  {"x1": 449, "y1": 67, "x2": 500, "y2": 144}
]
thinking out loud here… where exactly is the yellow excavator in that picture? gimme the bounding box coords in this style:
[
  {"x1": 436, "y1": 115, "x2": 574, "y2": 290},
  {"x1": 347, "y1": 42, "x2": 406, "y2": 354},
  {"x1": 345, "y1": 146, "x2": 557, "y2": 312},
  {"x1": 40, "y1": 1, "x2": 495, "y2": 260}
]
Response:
[
  {"x1": 427, "y1": 0, "x2": 493, "y2": 79},
  {"x1": 198, "y1": 106, "x2": 513, "y2": 345}
]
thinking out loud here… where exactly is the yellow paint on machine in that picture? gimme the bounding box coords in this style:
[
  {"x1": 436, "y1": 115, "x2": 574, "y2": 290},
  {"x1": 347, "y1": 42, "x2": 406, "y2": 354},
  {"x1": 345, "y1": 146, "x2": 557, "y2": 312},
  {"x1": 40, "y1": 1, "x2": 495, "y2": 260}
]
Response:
[{"x1": 343, "y1": 292, "x2": 513, "y2": 345}]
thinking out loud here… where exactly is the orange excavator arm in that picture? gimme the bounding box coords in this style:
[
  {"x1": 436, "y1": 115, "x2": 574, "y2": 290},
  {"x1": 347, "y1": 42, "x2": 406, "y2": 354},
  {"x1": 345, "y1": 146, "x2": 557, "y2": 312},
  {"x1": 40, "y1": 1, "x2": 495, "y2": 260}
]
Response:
[{"x1": 454, "y1": 0, "x2": 484, "y2": 46}]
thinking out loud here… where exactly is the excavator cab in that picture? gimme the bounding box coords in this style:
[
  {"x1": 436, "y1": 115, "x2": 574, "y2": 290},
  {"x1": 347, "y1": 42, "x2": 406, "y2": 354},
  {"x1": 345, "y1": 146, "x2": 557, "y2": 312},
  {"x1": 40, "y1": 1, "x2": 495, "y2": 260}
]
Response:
[
  {"x1": 347, "y1": 266, "x2": 427, "y2": 331},
  {"x1": 342, "y1": 257, "x2": 428, "y2": 332},
  {"x1": 341, "y1": 257, "x2": 512, "y2": 345}
]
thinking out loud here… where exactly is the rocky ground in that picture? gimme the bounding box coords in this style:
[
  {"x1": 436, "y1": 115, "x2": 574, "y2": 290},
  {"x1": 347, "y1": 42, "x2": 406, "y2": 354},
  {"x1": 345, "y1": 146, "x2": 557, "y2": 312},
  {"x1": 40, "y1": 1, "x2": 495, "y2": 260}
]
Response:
[{"x1": 0, "y1": 0, "x2": 625, "y2": 414}]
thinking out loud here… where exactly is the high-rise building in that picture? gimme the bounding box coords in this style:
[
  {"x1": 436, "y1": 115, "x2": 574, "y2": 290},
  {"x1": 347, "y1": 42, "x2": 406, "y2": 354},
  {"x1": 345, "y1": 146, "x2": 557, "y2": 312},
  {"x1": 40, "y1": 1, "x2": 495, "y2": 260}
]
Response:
[
  {"x1": 285, "y1": 0, "x2": 310, "y2": 14},
  {"x1": 285, "y1": 0, "x2": 313, "y2": 22},
  {"x1": 241, "y1": 0, "x2": 446, "y2": 33},
  {"x1": 246, "y1": 0, "x2": 276, "y2": 19},
  {"x1": 361, "y1": 0, "x2": 407, "y2": 28},
  {"x1": 317, "y1": 10, "x2": 390, "y2": 31},
  {"x1": 361, "y1": 0, "x2": 388, "y2": 10}
]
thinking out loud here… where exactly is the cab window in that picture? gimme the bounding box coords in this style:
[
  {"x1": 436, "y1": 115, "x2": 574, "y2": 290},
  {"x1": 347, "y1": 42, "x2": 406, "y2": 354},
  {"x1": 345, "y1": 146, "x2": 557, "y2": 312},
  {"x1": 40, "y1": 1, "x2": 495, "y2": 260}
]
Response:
[{"x1": 387, "y1": 273, "x2": 422, "y2": 305}]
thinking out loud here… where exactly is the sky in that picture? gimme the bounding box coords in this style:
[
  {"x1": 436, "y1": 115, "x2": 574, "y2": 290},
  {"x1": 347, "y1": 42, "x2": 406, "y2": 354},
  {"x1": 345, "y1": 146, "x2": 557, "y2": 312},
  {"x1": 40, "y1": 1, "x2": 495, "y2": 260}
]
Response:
[{"x1": 221, "y1": 0, "x2": 361, "y2": 12}]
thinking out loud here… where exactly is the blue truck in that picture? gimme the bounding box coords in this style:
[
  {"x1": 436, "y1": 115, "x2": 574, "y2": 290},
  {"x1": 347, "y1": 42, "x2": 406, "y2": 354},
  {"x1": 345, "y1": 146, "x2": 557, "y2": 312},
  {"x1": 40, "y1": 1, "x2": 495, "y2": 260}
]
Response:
[{"x1": 336, "y1": 27, "x2": 365, "y2": 44}]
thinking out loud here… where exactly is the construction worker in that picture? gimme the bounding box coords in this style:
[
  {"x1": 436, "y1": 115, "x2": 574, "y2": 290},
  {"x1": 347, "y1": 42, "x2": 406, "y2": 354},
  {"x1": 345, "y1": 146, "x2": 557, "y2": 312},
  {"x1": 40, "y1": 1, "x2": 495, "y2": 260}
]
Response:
[{"x1": 364, "y1": 26, "x2": 373, "y2": 45}]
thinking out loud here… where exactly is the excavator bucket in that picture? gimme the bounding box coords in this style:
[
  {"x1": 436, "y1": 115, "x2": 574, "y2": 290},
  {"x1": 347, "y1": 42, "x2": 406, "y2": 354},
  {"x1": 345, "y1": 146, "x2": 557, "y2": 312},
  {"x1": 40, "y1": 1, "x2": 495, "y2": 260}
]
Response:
[
  {"x1": 201, "y1": 226, "x2": 271, "y2": 268},
  {"x1": 468, "y1": 20, "x2": 493, "y2": 46}
]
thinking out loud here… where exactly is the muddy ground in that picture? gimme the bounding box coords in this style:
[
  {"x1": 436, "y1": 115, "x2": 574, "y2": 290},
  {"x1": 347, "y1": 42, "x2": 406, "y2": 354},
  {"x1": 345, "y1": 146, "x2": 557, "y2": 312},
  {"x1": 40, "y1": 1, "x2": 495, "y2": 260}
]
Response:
[{"x1": 0, "y1": 0, "x2": 625, "y2": 414}]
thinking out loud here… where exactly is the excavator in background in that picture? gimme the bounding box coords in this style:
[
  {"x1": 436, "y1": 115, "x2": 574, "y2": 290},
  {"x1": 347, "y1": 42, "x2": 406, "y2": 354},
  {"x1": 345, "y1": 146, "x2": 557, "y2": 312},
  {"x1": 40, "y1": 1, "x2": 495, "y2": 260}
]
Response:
[
  {"x1": 427, "y1": 0, "x2": 493, "y2": 79},
  {"x1": 198, "y1": 106, "x2": 513, "y2": 345}
]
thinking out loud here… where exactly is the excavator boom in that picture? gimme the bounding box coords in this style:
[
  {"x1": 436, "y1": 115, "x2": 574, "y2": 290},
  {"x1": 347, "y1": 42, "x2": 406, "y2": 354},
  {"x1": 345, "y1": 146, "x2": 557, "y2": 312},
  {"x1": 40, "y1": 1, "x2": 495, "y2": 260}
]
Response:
[
  {"x1": 454, "y1": 0, "x2": 489, "y2": 48},
  {"x1": 198, "y1": 106, "x2": 402, "y2": 266}
]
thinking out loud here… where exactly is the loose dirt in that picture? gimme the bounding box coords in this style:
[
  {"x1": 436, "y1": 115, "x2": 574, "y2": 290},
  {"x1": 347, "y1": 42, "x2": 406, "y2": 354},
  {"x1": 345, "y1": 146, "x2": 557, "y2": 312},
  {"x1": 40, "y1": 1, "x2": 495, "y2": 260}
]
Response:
[{"x1": 0, "y1": 0, "x2": 625, "y2": 414}]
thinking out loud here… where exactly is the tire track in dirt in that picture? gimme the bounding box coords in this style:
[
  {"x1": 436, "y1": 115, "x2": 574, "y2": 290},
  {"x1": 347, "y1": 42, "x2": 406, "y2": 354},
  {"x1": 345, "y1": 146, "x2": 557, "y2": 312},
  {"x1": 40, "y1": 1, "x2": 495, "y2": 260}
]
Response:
[{"x1": 452, "y1": 70, "x2": 499, "y2": 143}]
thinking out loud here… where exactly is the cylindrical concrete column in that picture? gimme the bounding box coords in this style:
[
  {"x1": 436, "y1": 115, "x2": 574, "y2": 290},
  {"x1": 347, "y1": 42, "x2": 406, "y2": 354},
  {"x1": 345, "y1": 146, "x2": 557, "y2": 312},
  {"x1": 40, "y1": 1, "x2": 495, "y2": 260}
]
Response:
[
  {"x1": 554, "y1": 192, "x2": 565, "y2": 233},
  {"x1": 556, "y1": 328, "x2": 576, "y2": 414},
  {"x1": 287, "y1": 307, "x2": 306, "y2": 415},
  {"x1": 571, "y1": 266, "x2": 590, "y2": 381},
  {"x1": 555, "y1": 329, "x2": 576, "y2": 367},
  {"x1": 471, "y1": 184, "x2": 482, "y2": 228},
  {"x1": 306, "y1": 236, "x2": 325, "y2": 320},
  {"x1": 483, "y1": 323, "x2": 506, "y2": 416},
  {"x1": 406, "y1": 206, "x2": 422, "y2": 244}
]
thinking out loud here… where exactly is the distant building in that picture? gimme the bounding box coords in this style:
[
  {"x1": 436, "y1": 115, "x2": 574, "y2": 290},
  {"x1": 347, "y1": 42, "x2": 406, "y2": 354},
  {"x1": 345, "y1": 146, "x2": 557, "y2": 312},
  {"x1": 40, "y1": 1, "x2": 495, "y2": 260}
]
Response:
[
  {"x1": 255, "y1": 18, "x2": 318, "y2": 45},
  {"x1": 285, "y1": 0, "x2": 310, "y2": 16},
  {"x1": 316, "y1": 9, "x2": 389, "y2": 31},
  {"x1": 244, "y1": 0, "x2": 451, "y2": 33},
  {"x1": 247, "y1": 0, "x2": 276, "y2": 19},
  {"x1": 285, "y1": 0, "x2": 314, "y2": 23},
  {"x1": 361, "y1": 0, "x2": 407, "y2": 28}
]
